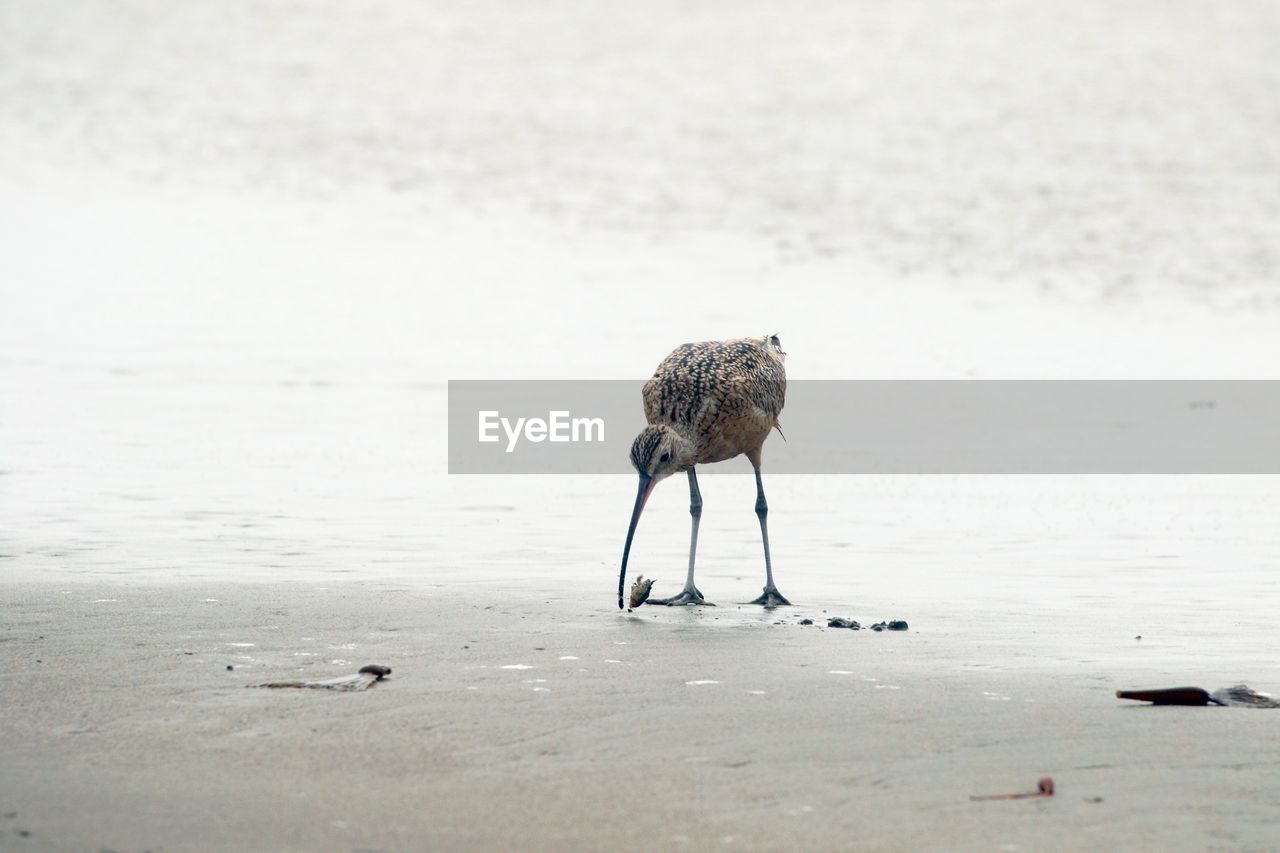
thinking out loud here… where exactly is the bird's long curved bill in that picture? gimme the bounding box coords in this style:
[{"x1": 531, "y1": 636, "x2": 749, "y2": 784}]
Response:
[{"x1": 617, "y1": 474, "x2": 656, "y2": 609}]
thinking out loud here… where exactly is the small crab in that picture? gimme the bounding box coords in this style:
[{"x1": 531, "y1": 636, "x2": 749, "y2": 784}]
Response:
[{"x1": 628, "y1": 575, "x2": 656, "y2": 610}]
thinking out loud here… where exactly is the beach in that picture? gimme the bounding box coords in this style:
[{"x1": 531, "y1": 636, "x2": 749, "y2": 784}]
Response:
[
  {"x1": 3, "y1": 0, "x2": 1280, "y2": 849},
  {"x1": 4, "y1": 568, "x2": 1279, "y2": 852},
  {"x1": 5, "y1": 472, "x2": 1280, "y2": 850}
]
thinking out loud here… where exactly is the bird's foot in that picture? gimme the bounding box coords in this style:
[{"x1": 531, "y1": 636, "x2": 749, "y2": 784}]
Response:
[
  {"x1": 748, "y1": 587, "x2": 791, "y2": 608},
  {"x1": 649, "y1": 587, "x2": 714, "y2": 607}
]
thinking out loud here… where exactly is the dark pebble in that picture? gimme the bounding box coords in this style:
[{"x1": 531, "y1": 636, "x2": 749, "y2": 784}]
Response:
[
  {"x1": 359, "y1": 664, "x2": 392, "y2": 679},
  {"x1": 888, "y1": 620, "x2": 909, "y2": 631},
  {"x1": 827, "y1": 618, "x2": 860, "y2": 630},
  {"x1": 870, "y1": 622, "x2": 885, "y2": 631},
  {"x1": 799, "y1": 618, "x2": 813, "y2": 625},
  {"x1": 226, "y1": 665, "x2": 234, "y2": 671}
]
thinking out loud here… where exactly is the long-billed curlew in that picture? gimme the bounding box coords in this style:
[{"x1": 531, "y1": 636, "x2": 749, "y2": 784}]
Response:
[{"x1": 616, "y1": 334, "x2": 791, "y2": 609}]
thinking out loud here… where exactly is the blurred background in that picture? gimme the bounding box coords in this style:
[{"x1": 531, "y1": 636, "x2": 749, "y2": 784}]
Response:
[{"x1": 2, "y1": 1, "x2": 1277, "y2": 610}]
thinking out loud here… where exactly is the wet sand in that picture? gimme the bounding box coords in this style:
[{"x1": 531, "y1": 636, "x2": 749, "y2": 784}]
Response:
[{"x1": 3, "y1": 578, "x2": 1279, "y2": 852}]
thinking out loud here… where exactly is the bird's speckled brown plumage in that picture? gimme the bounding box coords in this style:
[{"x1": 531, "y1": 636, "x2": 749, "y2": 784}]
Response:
[
  {"x1": 616, "y1": 335, "x2": 791, "y2": 610},
  {"x1": 639, "y1": 335, "x2": 786, "y2": 468}
]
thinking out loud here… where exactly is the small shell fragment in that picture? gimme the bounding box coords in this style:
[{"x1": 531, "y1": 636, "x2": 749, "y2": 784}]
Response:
[{"x1": 629, "y1": 575, "x2": 656, "y2": 609}]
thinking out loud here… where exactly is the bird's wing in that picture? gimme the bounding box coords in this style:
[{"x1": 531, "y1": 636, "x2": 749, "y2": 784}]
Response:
[
  {"x1": 642, "y1": 339, "x2": 786, "y2": 429},
  {"x1": 716, "y1": 360, "x2": 785, "y2": 439},
  {"x1": 642, "y1": 370, "x2": 718, "y2": 427},
  {"x1": 641, "y1": 342, "x2": 704, "y2": 426},
  {"x1": 742, "y1": 356, "x2": 786, "y2": 422}
]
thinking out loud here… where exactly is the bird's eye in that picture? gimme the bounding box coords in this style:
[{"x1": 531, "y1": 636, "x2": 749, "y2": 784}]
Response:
[{"x1": 659, "y1": 452, "x2": 670, "y2": 463}]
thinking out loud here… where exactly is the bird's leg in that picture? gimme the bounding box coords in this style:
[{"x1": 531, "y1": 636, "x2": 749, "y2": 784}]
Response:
[
  {"x1": 683, "y1": 468, "x2": 704, "y2": 597},
  {"x1": 748, "y1": 466, "x2": 791, "y2": 607},
  {"x1": 649, "y1": 469, "x2": 713, "y2": 606}
]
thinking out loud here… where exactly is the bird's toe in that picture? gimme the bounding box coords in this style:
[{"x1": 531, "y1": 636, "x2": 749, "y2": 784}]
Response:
[
  {"x1": 648, "y1": 590, "x2": 715, "y2": 607},
  {"x1": 748, "y1": 588, "x2": 792, "y2": 607}
]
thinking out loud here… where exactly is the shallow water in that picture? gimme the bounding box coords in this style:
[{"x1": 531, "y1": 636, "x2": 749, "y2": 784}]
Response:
[{"x1": 2, "y1": 187, "x2": 1278, "y2": 617}]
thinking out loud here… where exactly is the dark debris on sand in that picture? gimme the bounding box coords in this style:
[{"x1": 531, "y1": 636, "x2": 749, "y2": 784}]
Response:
[
  {"x1": 1116, "y1": 684, "x2": 1280, "y2": 708},
  {"x1": 825, "y1": 618, "x2": 910, "y2": 631}
]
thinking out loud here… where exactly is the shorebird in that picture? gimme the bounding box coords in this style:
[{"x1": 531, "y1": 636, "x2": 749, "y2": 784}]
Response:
[{"x1": 616, "y1": 334, "x2": 791, "y2": 609}]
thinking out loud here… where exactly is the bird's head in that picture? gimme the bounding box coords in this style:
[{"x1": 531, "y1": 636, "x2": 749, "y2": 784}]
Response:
[
  {"x1": 616, "y1": 425, "x2": 695, "y2": 609},
  {"x1": 629, "y1": 424, "x2": 695, "y2": 483}
]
